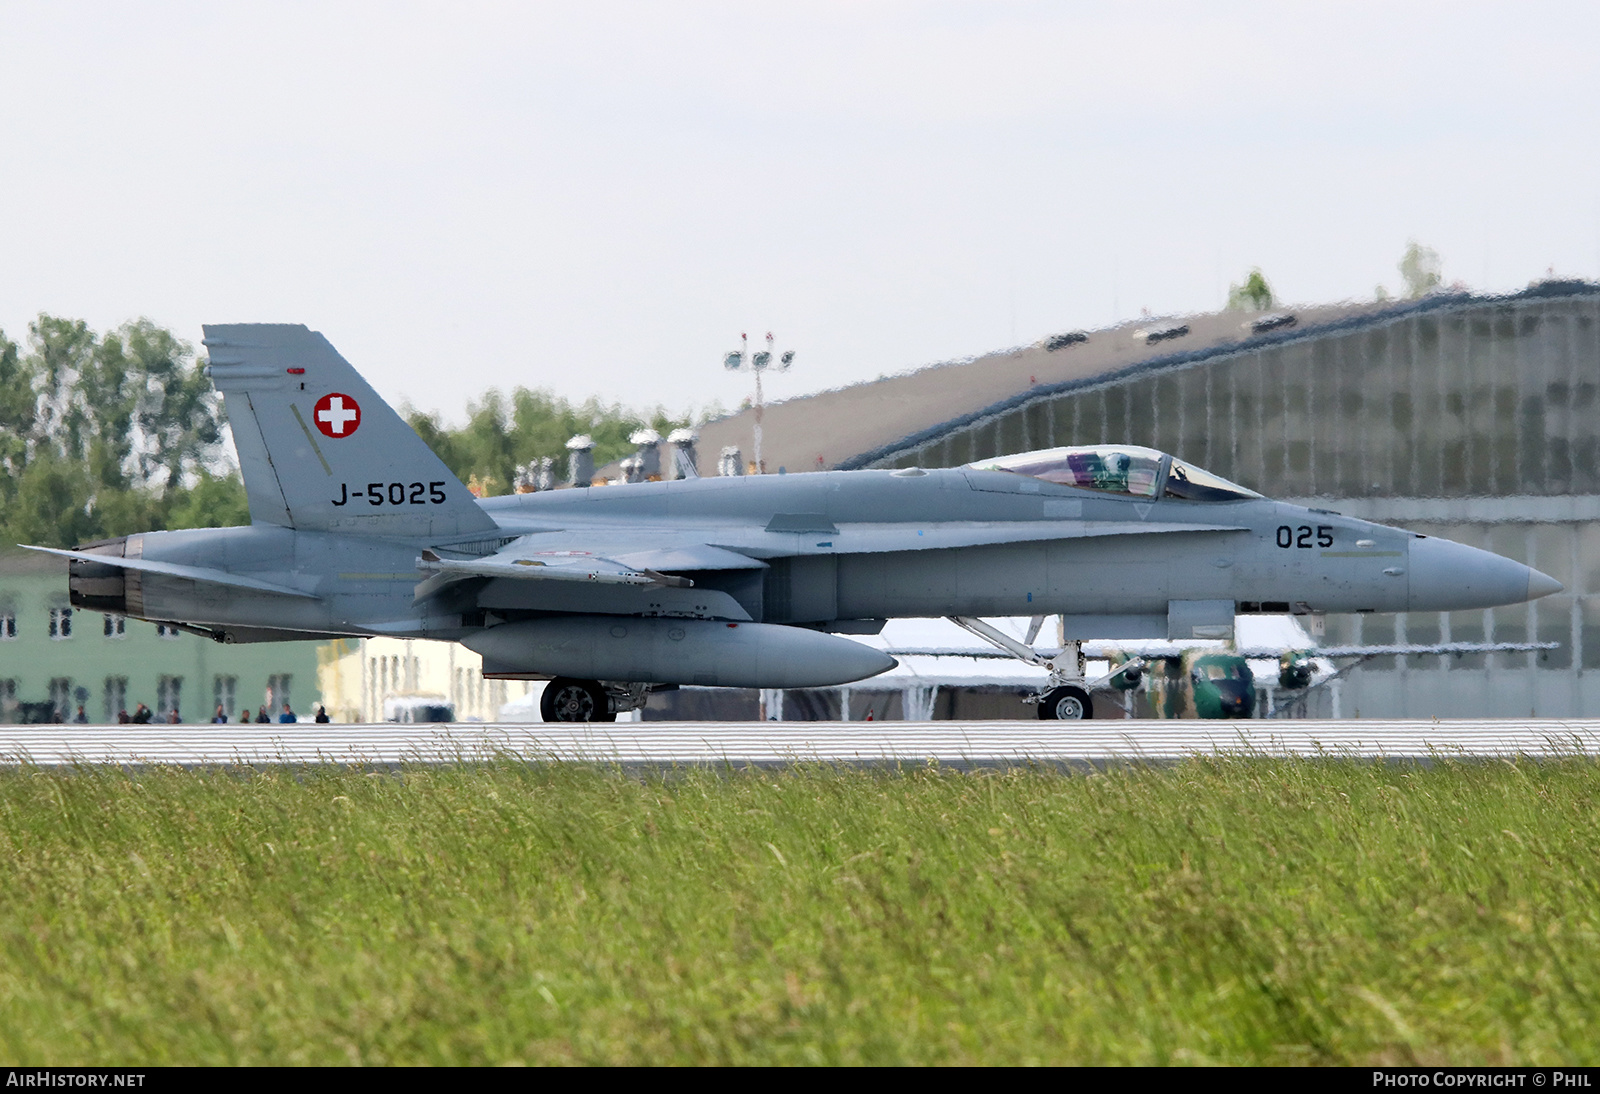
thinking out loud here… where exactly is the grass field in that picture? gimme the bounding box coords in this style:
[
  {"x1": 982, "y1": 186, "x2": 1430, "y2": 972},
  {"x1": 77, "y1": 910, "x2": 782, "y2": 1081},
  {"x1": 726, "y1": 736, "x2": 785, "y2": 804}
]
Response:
[{"x1": 0, "y1": 757, "x2": 1596, "y2": 1065}]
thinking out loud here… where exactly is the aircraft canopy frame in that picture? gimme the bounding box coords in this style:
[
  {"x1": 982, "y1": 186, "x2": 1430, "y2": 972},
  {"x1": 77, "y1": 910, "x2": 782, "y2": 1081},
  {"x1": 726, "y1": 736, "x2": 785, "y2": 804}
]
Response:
[{"x1": 967, "y1": 445, "x2": 1262, "y2": 502}]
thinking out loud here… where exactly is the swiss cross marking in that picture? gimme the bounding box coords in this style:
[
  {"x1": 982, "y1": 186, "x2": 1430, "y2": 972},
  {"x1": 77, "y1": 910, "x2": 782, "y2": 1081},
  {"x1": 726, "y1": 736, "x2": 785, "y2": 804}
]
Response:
[{"x1": 314, "y1": 393, "x2": 361, "y2": 438}]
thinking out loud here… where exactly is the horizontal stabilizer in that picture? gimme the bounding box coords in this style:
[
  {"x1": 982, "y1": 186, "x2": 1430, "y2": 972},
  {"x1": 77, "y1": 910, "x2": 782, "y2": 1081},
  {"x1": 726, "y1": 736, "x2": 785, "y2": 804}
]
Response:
[{"x1": 21, "y1": 545, "x2": 320, "y2": 599}]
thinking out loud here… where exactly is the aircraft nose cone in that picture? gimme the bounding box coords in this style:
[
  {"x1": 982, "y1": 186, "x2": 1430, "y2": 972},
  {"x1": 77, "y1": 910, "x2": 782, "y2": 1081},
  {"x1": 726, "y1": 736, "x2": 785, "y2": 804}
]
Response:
[
  {"x1": 1407, "y1": 536, "x2": 1557, "y2": 612},
  {"x1": 1527, "y1": 568, "x2": 1564, "y2": 600}
]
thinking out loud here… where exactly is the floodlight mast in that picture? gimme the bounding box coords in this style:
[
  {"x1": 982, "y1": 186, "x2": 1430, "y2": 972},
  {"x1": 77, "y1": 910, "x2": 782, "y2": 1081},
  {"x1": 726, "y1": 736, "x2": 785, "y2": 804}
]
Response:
[{"x1": 722, "y1": 331, "x2": 794, "y2": 474}]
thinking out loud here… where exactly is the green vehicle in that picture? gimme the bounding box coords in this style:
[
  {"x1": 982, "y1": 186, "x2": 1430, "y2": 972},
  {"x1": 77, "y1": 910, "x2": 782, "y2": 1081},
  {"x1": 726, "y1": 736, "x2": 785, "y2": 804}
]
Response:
[
  {"x1": 1100, "y1": 647, "x2": 1255, "y2": 719},
  {"x1": 1153, "y1": 651, "x2": 1256, "y2": 720}
]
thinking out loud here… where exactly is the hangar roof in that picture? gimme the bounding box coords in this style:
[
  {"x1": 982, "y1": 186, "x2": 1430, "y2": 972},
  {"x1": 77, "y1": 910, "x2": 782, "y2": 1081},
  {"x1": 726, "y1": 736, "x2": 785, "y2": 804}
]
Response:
[
  {"x1": 693, "y1": 299, "x2": 1380, "y2": 475},
  {"x1": 688, "y1": 280, "x2": 1598, "y2": 476}
]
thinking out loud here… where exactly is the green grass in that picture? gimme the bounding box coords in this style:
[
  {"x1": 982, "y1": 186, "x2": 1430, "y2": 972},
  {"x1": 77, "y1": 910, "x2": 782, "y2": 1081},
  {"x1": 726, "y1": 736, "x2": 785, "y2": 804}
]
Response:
[{"x1": 0, "y1": 757, "x2": 1597, "y2": 1064}]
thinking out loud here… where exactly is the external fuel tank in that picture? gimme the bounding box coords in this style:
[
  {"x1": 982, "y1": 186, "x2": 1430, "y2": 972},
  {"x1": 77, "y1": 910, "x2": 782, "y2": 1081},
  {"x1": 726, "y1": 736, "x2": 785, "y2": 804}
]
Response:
[{"x1": 462, "y1": 616, "x2": 897, "y2": 688}]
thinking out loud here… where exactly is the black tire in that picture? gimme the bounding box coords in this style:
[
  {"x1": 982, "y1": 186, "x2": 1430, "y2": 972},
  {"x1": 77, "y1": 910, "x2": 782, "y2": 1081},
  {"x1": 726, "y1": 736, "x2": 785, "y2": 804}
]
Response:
[
  {"x1": 1037, "y1": 685, "x2": 1093, "y2": 720},
  {"x1": 540, "y1": 678, "x2": 616, "y2": 723}
]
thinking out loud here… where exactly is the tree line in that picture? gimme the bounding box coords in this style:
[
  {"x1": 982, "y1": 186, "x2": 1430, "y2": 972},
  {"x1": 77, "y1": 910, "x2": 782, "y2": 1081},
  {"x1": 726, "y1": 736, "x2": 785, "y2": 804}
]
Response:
[
  {"x1": 0, "y1": 316, "x2": 701, "y2": 548},
  {"x1": 404, "y1": 390, "x2": 694, "y2": 498}
]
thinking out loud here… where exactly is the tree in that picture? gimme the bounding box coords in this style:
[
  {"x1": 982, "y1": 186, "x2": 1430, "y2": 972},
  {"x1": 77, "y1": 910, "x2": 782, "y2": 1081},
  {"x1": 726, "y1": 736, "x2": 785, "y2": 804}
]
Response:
[
  {"x1": 163, "y1": 470, "x2": 250, "y2": 530},
  {"x1": 0, "y1": 330, "x2": 30, "y2": 514},
  {"x1": 0, "y1": 313, "x2": 705, "y2": 546},
  {"x1": 1227, "y1": 268, "x2": 1275, "y2": 311},
  {"x1": 99, "y1": 320, "x2": 225, "y2": 492},
  {"x1": 0, "y1": 315, "x2": 234, "y2": 547},
  {"x1": 405, "y1": 388, "x2": 696, "y2": 495},
  {"x1": 7, "y1": 449, "x2": 100, "y2": 548},
  {"x1": 1399, "y1": 241, "x2": 1442, "y2": 298}
]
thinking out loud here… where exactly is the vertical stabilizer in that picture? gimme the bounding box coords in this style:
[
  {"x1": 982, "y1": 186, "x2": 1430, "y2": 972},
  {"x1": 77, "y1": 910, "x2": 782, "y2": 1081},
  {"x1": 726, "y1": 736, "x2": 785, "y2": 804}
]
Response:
[{"x1": 202, "y1": 324, "x2": 499, "y2": 540}]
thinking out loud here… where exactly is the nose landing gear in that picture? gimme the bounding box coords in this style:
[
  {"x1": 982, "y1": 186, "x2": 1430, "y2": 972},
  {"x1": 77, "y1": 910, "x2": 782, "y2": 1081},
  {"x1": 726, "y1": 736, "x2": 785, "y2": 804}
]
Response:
[
  {"x1": 1038, "y1": 684, "x2": 1094, "y2": 721},
  {"x1": 947, "y1": 616, "x2": 1144, "y2": 721}
]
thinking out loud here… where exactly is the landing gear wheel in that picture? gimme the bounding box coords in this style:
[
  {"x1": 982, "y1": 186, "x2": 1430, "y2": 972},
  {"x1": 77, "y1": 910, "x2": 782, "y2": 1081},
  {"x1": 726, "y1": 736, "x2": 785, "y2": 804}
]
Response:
[
  {"x1": 1038, "y1": 685, "x2": 1093, "y2": 720},
  {"x1": 540, "y1": 678, "x2": 616, "y2": 723}
]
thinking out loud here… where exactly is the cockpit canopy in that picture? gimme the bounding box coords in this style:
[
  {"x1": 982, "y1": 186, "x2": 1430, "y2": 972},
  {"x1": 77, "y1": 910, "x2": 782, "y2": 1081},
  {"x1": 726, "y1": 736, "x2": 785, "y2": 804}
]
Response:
[{"x1": 966, "y1": 445, "x2": 1262, "y2": 502}]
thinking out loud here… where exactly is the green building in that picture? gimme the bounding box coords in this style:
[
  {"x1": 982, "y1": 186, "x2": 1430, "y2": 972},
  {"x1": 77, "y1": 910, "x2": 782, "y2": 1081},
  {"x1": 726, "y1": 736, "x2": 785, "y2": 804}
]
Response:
[{"x1": 0, "y1": 549, "x2": 322, "y2": 724}]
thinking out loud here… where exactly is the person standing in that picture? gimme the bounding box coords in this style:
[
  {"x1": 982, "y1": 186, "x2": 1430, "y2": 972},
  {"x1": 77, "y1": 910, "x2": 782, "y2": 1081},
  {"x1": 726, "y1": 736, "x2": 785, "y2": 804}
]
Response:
[
  {"x1": 212, "y1": 705, "x2": 228, "y2": 724},
  {"x1": 278, "y1": 705, "x2": 295, "y2": 724},
  {"x1": 314, "y1": 706, "x2": 330, "y2": 724}
]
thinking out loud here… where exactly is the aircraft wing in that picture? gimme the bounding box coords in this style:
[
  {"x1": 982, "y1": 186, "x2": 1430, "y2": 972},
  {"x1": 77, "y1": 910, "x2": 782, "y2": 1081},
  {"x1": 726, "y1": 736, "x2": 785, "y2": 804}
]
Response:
[
  {"x1": 476, "y1": 519, "x2": 1245, "y2": 567},
  {"x1": 414, "y1": 520, "x2": 1246, "y2": 604},
  {"x1": 726, "y1": 519, "x2": 1248, "y2": 557},
  {"x1": 886, "y1": 643, "x2": 1191, "y2": 659},
  {"x1": 1236, "y1": 641, "x2": 1559, "y2": 658},
  {"x1": 412, "y1": 533, "x2": 768, "y2": 603},
  {"x1": 20, "y1": 545, "x2": 321, "y2": 599},
  {"x1": 421, "y1": 547, "x2": 662, "y2": 587},
  {"x1": 439, "y1": 531, "x2": 768, "y2": 571},
  {"x1": 884, "y1": 641, "x2": 1560, "y2": 659}
]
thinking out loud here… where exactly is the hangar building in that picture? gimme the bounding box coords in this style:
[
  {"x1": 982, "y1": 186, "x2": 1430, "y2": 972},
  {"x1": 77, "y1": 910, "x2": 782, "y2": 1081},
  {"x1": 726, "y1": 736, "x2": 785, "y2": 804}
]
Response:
[{"x1": 695, "y1": 281, "x2": 1600, "y2": 719}]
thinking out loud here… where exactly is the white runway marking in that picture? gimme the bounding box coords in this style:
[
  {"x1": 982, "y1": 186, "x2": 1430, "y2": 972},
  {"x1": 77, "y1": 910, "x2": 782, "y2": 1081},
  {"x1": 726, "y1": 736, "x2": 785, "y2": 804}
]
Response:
[{"x1": 0, "y1": 721, "x2": 1598, "y2": 767}]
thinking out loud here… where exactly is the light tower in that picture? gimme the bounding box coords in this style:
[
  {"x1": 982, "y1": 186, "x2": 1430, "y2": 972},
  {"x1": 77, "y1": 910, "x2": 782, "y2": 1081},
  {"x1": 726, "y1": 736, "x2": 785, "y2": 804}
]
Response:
[{"x1": 723, "y1": 331, "x2": 794, "y2": 474}]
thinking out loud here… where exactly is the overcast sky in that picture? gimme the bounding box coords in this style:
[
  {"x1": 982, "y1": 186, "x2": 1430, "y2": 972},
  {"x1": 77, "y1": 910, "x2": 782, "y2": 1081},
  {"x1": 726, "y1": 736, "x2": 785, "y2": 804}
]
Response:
[{"x1": 2, "y1": 2, "x2": 1597, "y2": 422}]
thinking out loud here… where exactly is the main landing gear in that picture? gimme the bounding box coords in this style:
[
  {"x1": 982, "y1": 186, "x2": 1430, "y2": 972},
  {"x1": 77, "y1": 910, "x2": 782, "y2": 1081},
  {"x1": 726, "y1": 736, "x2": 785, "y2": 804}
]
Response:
[
  {"x1": 540, "y1": 678, "x2": 612, "y2": 722},
  {"x1": 539, "y1": 678, "x2": 652, "y2": 723},
  {"x1": 947, "y1": 617, "x2": 1144, "y2": 721}
]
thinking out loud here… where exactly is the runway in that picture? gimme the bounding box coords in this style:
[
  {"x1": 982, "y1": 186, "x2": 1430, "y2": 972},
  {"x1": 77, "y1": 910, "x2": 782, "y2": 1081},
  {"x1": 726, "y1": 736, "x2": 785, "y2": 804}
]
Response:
[{"x1": 1, "y1": 720, "x2": 1600, "y2": 767}]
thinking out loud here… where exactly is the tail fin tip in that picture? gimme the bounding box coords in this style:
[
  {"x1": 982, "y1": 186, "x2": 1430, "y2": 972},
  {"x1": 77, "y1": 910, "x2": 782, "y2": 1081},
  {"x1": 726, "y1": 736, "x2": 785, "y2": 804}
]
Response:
[{"x1": 202, "y1": 324, "x2": 498, "y2": 540}]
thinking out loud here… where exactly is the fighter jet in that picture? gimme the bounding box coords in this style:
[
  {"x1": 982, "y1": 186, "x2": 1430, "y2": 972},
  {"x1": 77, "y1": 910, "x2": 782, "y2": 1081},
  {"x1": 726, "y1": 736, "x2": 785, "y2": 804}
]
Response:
[{"x1": 28, "y1": 325, "x2": 1564, "y2": 722}]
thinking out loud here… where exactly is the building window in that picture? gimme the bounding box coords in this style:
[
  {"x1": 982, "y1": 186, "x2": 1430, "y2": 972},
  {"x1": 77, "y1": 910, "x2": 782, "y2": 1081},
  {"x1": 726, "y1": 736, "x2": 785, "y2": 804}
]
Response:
[
  {"x1": 103, "y1": 677, "x2": 128, "y2": 723},
  {"x1": 157, "y1": 676, "x2": 182, "y2": 722},
  {"x1": 156, "y1": 624, "x2": 181, "y2": 640},
  {"x1": 0, "y1": 679, "x2": 16, "y2": 719},
  {"x1": 48, "y1": 678, "x2": 72, "y2": 720},
  {"x1": 0, "y1": 612, "x2": 16, "y2": 640},
  {"x1": 48, "y1": 608, "x2": 72, "y2": 640},
  {"x1": 213, "y1": 675, "x2": 237, "y2": 720},
  {"x1": 266, "y1": 674, "x2": 292, "y2": 719},
  {"x1": 103, "y1": 614, "x2": 126, "y2": 638}
]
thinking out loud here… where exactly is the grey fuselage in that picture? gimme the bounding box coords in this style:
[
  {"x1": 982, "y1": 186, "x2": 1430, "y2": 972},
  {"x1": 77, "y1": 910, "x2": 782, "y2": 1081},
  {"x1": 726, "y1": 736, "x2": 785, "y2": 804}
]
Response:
[{"x1": 68, "y1": 464, "x2": 1542, "y2": 646}]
